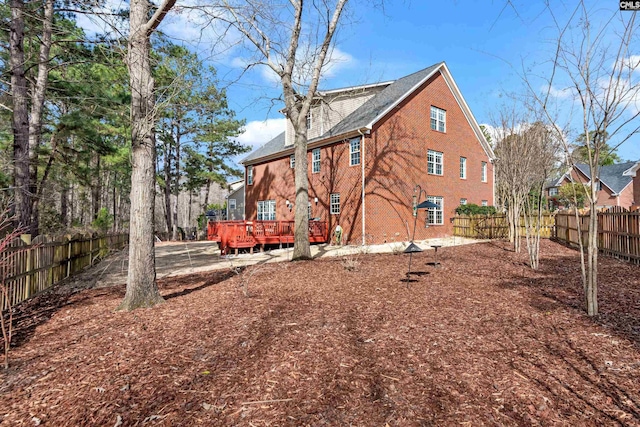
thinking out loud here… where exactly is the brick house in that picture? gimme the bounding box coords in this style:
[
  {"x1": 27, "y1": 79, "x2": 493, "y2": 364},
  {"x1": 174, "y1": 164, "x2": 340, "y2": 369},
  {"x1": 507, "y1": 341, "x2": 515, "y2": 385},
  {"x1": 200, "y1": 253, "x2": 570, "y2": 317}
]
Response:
[
  {"x1": 241, "y1": 62, "x2": 496, "y2": 244},
  {"x1": 546, "y1": 161, "x2": 640, "y2": 209}
]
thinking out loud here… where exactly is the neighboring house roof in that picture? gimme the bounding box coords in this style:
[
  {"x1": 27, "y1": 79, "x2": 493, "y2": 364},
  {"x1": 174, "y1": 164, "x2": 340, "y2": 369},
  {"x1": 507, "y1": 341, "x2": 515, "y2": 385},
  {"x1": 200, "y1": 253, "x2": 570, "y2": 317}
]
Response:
[
  {"x1": 242, "y1": 62, "x2": 494, "y2": 165},
  {"x1": 574, "y1": 161, "x2": 637, "y2": 195},
  {"x1": 228, "y1": 178, "x2": 244, "y2": 192}
]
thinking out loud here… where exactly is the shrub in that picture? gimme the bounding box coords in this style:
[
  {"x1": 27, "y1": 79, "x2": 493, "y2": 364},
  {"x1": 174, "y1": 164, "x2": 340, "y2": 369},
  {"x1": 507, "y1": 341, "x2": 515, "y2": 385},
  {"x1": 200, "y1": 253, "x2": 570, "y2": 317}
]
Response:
[{"x1": 455, "y1": 204, "x2": 497, "y2": 216}]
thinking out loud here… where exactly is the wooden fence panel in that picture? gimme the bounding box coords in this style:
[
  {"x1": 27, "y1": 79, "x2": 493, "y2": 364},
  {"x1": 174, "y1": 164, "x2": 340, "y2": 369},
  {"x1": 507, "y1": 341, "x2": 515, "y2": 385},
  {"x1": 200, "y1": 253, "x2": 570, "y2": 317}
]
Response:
[
  {"x1": 1, "y1": 233, "x2": 128, "y2": 310},
  {"x1": 554, "y1": 207, "x2": 640, "y2": 264},
  {"x1": 453, "y1": 214, "x2": 555, "y2": 239}
]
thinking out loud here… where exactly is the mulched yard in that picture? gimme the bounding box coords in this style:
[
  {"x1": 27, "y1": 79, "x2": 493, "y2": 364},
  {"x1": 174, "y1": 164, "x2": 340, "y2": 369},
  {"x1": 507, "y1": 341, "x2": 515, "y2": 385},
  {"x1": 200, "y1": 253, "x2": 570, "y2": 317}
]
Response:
[{"x1": 1, "y1": 239, "x2": 640, "y2": 426}]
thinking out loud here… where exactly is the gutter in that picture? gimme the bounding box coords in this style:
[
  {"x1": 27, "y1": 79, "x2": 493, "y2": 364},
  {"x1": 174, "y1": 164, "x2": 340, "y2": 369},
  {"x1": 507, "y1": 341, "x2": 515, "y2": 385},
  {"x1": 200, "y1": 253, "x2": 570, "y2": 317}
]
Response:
[{"x1": 358, "y1": 129, "x2": 366, "y2": 246}]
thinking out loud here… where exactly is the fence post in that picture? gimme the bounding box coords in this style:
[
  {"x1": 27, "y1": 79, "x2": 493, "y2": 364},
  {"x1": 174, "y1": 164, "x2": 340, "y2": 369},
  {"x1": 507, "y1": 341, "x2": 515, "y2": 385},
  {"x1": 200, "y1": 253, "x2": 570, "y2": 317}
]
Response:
[
  {"x1": 66, "y1": 238, "x2": 72, "y2": 278},
  {"x1": 20, "y1": 234, "x2": 32, "y2": 299}
]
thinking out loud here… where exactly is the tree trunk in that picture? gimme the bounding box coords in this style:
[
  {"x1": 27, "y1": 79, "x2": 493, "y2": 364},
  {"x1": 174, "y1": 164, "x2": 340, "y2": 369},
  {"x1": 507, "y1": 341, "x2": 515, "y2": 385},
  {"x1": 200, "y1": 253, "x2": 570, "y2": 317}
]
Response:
[
  {"x1": 171, "y1": 125, "x2": 181, "y2": 241},
  {"x1": 10, "y1": 0, "x2": 30, "y2": 230},
  {"x1": 163, "y1": 138, "x2": 172, "y2": 234},
  {"x1": 118, "y1": 0, "x2": 164, "y2": 311},
  {"x1": 292, "y1": 129, "x2": 311, "y2": 260},
  {"x1": 586, "y1": 200, "x2": 598, "y2": 316},
  {"x1": 27, "y1": 0, "x2": 54, "y2": 236},
  {"x1": 91, "y1": 154, "x2": 101, "y2": 220}
]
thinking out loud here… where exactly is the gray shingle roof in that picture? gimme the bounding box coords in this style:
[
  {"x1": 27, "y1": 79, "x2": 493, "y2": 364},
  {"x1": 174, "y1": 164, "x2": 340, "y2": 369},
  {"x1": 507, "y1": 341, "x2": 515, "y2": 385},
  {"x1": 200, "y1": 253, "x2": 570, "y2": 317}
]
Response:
[
  {"x1": 241, "y1": 131, "x2": 286, "y2": 164},
  {"x1": 242, "y1": 62, "x2": 444, "y2": 164},
  {"x1": 574, "y1": 161, "x2": 636, "y2": 194}
]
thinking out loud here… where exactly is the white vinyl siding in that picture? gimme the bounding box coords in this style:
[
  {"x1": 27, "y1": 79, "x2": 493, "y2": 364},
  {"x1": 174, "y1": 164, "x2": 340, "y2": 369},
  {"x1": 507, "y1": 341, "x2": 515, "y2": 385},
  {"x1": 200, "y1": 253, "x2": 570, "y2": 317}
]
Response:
[
  {"x1": 428, "y1": 150, "x2": 443, "y2": 176},
  {"x1": 430, "y1": 106, "x2": 446, "y2": 132},
  {"x1": 257, "y1": 200, "x2": 276, "y2": 220},
  {"x1": 229, "y1": 199, "x2": 236, "y2": 210},
  {"x1": 330, "y1": 193, "x2": 340, "y2": 215},
  {"x1": 426, "y1": 196, "x2": 443, "y2": 225},
  {"x1": 350, "y1": 138, "x2": 361, "y2": 166},
  {"x1": 460, "y1": 157, "x2": 466, "y2": 179},
  {"x1": 312, "y1": 148, "x2": 321, "y2": 173}
]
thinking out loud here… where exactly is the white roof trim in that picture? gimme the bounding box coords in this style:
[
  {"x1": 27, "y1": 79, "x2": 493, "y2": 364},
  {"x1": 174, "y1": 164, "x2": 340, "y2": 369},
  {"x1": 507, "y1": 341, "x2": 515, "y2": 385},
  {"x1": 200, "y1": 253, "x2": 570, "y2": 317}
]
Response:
[
  {"x1": 318, "y1": 81, "x2": 394, "y2": 96},
  {"x1": 623, "y1": 161, "x2": 640, "y2": 177}
]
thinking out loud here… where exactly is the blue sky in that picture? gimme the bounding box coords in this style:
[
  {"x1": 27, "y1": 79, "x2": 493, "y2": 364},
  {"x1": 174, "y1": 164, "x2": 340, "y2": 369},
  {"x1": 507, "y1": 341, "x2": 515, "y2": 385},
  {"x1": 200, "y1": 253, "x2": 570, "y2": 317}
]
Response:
[{"x1": 78, "y1": 0, "x2": 640, "y2": 163}]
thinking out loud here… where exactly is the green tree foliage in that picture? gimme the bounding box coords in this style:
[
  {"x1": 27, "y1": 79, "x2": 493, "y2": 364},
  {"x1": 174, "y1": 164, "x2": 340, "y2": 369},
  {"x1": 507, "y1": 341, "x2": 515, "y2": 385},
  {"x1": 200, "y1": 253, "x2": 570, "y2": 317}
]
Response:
[
  {"x1": 554, "y1": 182, "x2": 588, "y2": 208},
  {"x1": 572, "y1": 131, "x2": 621, "y2": 166},
  {"x1": 455, "y1": 204, "x2": 498, "y2": 216}
]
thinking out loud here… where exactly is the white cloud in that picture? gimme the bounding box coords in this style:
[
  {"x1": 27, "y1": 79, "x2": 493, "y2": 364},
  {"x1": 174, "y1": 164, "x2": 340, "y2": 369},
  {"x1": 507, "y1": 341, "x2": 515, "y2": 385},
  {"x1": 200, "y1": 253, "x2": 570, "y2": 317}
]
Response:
[
  {"x1": 237, "y1": 118, "x2": 287, "y2": 150},
  {"x1": 545, "y1": 84, "x2": 573, "y2": 100}
]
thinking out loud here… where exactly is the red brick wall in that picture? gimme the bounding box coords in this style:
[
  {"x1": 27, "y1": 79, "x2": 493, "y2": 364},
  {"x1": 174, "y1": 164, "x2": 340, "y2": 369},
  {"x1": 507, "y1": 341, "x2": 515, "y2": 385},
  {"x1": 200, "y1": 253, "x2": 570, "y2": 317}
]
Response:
[{"x1": 246, "y1": 71, "x2": 494, "y2": 244}]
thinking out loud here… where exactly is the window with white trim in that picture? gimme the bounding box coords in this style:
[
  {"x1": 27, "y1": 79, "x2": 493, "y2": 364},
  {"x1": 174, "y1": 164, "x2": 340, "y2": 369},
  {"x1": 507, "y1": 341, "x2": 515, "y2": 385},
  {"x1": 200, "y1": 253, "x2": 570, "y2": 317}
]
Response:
[
  {"x1": 312, "y1": 148, "x2": 321, "y2": 173},
  {"x1": 481, "y1": 161, "x2": 487, "y2": 182},
  {"x1": 247, "y1": 166, "x2": 253, "y2": 185},
  {"x1": 350, "y1": 138, "x2": 360, "y2": 166},
  {"x1": 257, "y1": 200, "x2": 276, "y2": 220},
  {"x1": 426, "y1": 196, "x2": 443, "y2": 225},
  {"x1": 290, "y1": 154, "x2": 295, "y2": 169},
  {"x1": 430, "y1": 106, "x2": 446, "y2": 132},
  {"x1": 481, "y1": 200, "x2": 488, "y2": 207},
  {"x1": 428, "y1": 150, "x2": 443, "y2": 175},
  {"x1": 306, "y1": 112, "x2": 312, "y2": 130},
  {"x1": 460, "y1": 157, "x2": 467, "y2": 179},
  {"x1": 229, "y1": 199, "x2": 236, "y2": 210},
  {"x1": 330, "y1": 193, "x2": 340, "y2": 215},
  {"x1": 548, "y1": 187, "x2": 558, "y2": 196},
  {"x1": 460, "y1": 198, "x2": 467, "y2": 205}
]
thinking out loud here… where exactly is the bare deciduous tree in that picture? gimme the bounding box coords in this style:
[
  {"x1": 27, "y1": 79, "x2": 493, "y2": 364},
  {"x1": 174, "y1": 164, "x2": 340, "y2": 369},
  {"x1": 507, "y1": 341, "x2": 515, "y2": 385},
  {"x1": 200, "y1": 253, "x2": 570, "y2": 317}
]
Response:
[
  {"x1": 117, "y1": 0, "x2": 177, "y2": 311},
  {"x1": 525, "y1": 2, "x2": 640, "y2": 315},
  {"x1": 208, "y1": 0, "x2": 350, "y2": 260}
]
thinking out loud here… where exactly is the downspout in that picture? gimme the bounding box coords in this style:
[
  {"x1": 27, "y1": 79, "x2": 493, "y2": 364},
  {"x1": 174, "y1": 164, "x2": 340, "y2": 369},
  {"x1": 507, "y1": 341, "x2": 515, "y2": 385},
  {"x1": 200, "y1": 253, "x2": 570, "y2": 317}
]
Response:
[{"x1": 358, "y1": 129, "x2": 366, "y2": 246}]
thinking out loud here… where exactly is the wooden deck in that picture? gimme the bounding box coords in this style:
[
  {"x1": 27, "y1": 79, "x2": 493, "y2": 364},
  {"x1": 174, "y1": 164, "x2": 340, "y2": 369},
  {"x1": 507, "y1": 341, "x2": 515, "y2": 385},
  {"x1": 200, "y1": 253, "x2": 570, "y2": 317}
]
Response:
[{"x1": 207, "y1": 220, "x2": 329, "y2": 254}]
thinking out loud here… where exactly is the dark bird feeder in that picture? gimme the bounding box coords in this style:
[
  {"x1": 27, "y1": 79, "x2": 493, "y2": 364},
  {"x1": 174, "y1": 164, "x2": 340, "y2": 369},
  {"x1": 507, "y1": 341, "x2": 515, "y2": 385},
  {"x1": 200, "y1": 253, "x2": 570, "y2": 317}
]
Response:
[{"x1": 405, "y1": 185, "x2": 440, "y2": 283}]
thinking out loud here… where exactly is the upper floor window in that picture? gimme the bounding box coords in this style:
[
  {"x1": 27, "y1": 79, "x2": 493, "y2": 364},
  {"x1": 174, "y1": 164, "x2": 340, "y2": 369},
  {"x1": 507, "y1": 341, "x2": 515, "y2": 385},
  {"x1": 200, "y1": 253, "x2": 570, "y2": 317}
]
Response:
[
  {"x1": 548, "y1": 187, "x2": 558, "y2": 196},
  {"x1": 460, "y1": 157, "x2": 467, "y2": 179},
  {"x1": 481, "y1": 161, "x2": 487, "y2": 182},
  {"x1": 290, "y1": 154, "x2": 295, "y2": 169},
  {"x1": 312, "y1": 148, "x2": 321, "y2": 173},
  {"x1": 247, "y1": 165, "x2": 253, "y2": 185},
  {"x1": 430, "y1": 106, "x2": 446, "y2": 132},
  {"x1": 428, "y1": 150, "x2": 443, "y2": 175},
  {"x1": 229, "y1": 199, "x2": 237, "y2": 210},
  {"x1": 330, "y1": 193, "x2": 340, "y2": 215},
  {"x1": 350, "y1": 138, "x2": 361, "y2": 166},
  {"x1": 306, "y1": 112, "x2": 312, "y2": 130},
  {"x1": 426, "y1": 196, "x2": 443, "y2": 225}
]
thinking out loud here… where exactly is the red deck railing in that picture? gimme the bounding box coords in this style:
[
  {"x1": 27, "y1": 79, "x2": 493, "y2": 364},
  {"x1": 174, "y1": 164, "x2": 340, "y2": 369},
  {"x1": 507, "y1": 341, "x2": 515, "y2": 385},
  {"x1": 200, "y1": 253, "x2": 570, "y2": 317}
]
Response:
[{"x1": 207, "y1": 220, "x2": 329, "y2": 254}]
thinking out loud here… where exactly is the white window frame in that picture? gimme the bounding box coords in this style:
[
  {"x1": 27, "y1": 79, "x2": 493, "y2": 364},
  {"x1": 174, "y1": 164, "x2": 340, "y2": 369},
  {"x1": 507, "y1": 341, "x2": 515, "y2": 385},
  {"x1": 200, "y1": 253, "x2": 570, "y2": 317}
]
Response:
[
  {"x1": 430, "y1": 106, "x2": 446, "y2": 132},
  {"x1": 330, "y1": 193, "x2": 340, "y2": 215},
  {"x1": 548, "y1": 187, "x2": 558, "y2": 196},
  {"x1": 426, "y1": 196, "x2": 443, "y2": 225},
  {"x1": 290, "y1": 154, "x2": 295, "y2": 169},
  {"x1": 229, "y1": 199, "x2": 236, "y2": 210},
  {"x1": 306, "y1": 111, "x2": 312, "y2": 130},
  {"x1": 247, "y1": 165, "x2": 253, "y2": 185},
  {"x1": 312, "y1": 148, "x2": 321, "y2": 173},
  {"x1": 350, "y1": 138, "x2": 361, "y2": 166},
  {"x1": 481, "y1": 161, "x2": 487, "y2": 183},
  {"x1": 481, "y1": 200, "x2": 488, "y2": 207},
  {"x1": 460, "y1": 198, "x2": 467, "y2": 205},
  {"x1": 257, "y1": 200, "x2": 276, "y2": 221},
  {"x1": 460, "y1": 157, "x2": 467, "y2": 179},
  {"x1": 428, "y1": 150, "x2": 443, "y2": 176}
]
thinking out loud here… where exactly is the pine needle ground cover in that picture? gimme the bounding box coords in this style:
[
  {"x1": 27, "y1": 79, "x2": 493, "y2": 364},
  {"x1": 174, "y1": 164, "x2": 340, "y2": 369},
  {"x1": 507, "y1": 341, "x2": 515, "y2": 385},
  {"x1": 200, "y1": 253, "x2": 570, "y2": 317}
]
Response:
[{"x1": 1, "y1": 240, "x2": 639, "y2": 425}]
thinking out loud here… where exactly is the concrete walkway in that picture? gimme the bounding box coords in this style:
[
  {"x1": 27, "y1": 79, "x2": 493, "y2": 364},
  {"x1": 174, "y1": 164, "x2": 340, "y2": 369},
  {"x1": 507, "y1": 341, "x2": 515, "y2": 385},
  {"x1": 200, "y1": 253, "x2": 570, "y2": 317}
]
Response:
[{"x1": 85, "y1": 236, "x2": 482, "y2": 288}]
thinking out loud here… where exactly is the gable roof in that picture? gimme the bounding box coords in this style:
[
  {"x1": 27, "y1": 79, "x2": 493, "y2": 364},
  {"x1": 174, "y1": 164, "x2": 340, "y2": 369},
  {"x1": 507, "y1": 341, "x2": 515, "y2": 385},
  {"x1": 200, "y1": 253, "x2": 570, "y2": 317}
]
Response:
[
  {"x1": 574, "y1": 161, "x2": 637, "y2": 194},
  {"x1": 242, "y1": 62, "x2": 495, "y2": 165}
]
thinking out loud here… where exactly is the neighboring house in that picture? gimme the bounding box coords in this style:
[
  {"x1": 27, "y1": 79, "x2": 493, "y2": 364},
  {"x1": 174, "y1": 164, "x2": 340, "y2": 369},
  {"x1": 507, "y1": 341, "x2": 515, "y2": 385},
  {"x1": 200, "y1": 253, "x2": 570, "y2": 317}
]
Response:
[
  {"x1": 546, "y1": 161, "x2": 640, "y2": 209},
  {"x1": 226, "y1": 179, "x2": 245, "y2": 220},
  {"x1": 241, "y1": 62, "x2": 496, "y2": 244}
]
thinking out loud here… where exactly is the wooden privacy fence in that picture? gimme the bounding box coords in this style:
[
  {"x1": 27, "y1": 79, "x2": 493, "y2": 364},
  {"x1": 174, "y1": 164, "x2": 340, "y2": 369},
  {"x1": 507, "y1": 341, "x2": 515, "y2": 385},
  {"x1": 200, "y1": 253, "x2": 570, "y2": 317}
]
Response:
[
  {"x1": 555, "y1": 207, "x2": 640, "y2": 264},
  {"x1": 453, "y1": 214, "x2": 556, "y2": 239},
  {"x1": 1, "y1": 233, "x2": 128, "y2": 310}
]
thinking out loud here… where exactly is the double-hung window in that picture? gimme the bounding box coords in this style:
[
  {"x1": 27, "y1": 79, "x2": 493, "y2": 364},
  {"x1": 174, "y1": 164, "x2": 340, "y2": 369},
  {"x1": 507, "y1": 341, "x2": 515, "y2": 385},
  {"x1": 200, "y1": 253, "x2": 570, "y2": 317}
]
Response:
[
  {"x1": 229, "y1": 199, "x2": 236, "y2": 210},
  {"x1": 481, "y1": 200, "x2": 488, "y2": 207},
  {"x1": 247, "y1": 166, "x2": 253, "y2": 185},
  {"x1": 481, "y1": 161, "x2": 487, "y2": 182},
  {"x1": 312, "y1": 148, "x2": 321, "y2": 173},
  {"x1": 306, "y1": 112, "x2": 312, "y2": 130},
  {"x1": 430, "y1": 106, "x2": 446, "y2": 132},
  {"x1": 460, "y1": 198, "x2": 467, "y2": 206},
  {"x1": 330, "y1": 193, "x2": 340, "y2": 215},
  {"x1": 426, "y1": 196, "x2": 443, "y2": 225},
  {"x1": 290, "y1": 154, "x2": 295, "y2": 169},
  {"x1": 548, "y1": 187, "x2": 558, "y2": 196},
  {"x1": 460, "y1": 157, "x2": 467, "y2": 179},
  {"x1": 257, "y1": 200, "x2": 276, "y2": 220},
  {"x1": 350, "y1": 138, "x2": 361, "y2": 166},
  {"x1": 428, "y1": 150, "x2": 443, "y2": 175}
]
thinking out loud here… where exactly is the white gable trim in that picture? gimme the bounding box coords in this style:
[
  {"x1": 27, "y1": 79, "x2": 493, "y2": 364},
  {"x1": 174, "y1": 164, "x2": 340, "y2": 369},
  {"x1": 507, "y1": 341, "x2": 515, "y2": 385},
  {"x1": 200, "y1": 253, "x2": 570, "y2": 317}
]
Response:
[{"x1": 623, "y1": 161, "x2": 640, "y2": 177}]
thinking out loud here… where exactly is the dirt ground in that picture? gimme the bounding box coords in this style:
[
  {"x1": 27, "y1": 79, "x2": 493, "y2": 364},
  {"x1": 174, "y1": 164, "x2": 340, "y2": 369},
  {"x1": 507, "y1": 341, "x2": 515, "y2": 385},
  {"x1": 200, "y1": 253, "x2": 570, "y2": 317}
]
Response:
[{"x1": 1, "y1": 239, "x2": 640, "y2": 426}]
